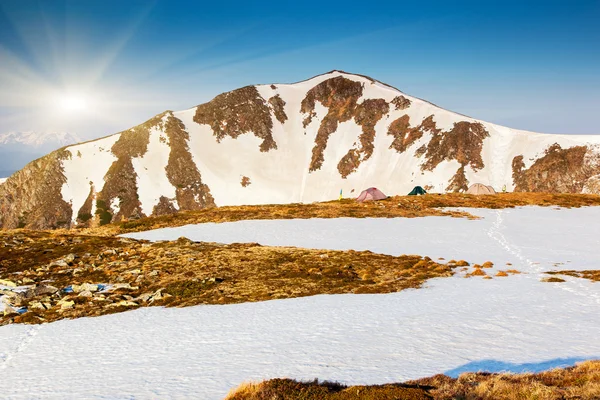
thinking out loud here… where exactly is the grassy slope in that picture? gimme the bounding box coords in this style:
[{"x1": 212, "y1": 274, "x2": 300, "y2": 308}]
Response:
[
  {"x1": 0, "y1": 230, "x2": 462, "y2": 325},
  {"x1": 85, "y1": 193, "x2": 600, "y2": 235},
  {"x1": 227, "y1": 360, "x2": 600, "y2": 400}
]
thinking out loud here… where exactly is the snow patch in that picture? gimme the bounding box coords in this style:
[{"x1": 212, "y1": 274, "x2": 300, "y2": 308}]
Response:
[
  {"x1": 132, "y1": 126, "x2": 177, "y2": 216},
  {"x1": 1, "y1": 208, "x2": 599, "y2": 399},
  {"x1": 61, "y1": 135, "x2": 120, "y2": 222}
]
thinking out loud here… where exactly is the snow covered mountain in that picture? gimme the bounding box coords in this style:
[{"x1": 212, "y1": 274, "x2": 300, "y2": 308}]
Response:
[
  {"x1": 0, "y1": 131, "x2": 81, "y2": 148},
  {"x1": 1, "y1": 70, "x2": 600, "y2": 229},
  {"x1": 0, "y1": 131, "x2": 81, "y2": 178}
]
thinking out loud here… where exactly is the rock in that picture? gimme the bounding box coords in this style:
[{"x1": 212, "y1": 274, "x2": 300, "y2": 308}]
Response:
[
  {"x1": 208, "y1": 277, "x2": 224, "y2": 283},
  {"x1": 31, "y1": 285, "x2": 59, "y2": 297},
  {"x1": 29, "y1": 301, "x2": 46, "y2": 310},
  {"x1": 111, "y1": 283, "x2": 138, "y2": 291},
  {"x1": 136, "y1": 292, "x2": 153, "y2": 303},
  {"x1": 149, "y1": 289, "x2": 171, "y2": 303},
  {"x1": 148, "y1": 270, "x2": 159, "y2": 277},
  {"x1": 63, "y1": 253, "x2": 77, "y2": 264},
  {"x1": 72, "y1": 283, "x2": 99, "y2": 293},
  {"x1": 78, "y1": 290, "x2": 93, "y2": 298},
  {"x1": 21, "y1": 278, "x2": 35, "y2": 284},
  {"x1": 127, "y1": 269, "x2": 142, "y2": 275},
  {"x1": 57, "y1": 299, "x2": 74, "y2": 310},
  {"x1": 113, "y1": 300, "x2": 138, "y2": 307},
  {"x1": 3, "y1": 304, "x2": 17, "y2": 316},
  {"x1": 0, "y1": 279, "x2": 17, "y2": 287},
  {"x1": 49, "y1": 259, "x2": 69, "y2": 268}
]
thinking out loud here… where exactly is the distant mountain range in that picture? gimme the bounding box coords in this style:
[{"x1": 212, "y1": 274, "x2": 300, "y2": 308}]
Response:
[
  {"x1": 1, "y1": 70, "x2": 599, "y2": 229},
  {"x1": 0, "y1": 131, "x2": 81, "y2": 178}
]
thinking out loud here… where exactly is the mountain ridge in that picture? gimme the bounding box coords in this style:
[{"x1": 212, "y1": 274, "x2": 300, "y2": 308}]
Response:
[{"x1": 1, "y1": 70, "x2": 600, "y2": 229}]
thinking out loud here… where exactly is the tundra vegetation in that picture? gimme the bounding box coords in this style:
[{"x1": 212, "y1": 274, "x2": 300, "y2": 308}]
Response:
[{"x1": 226, "y1": 360, "x2": 600, "y2": 400}]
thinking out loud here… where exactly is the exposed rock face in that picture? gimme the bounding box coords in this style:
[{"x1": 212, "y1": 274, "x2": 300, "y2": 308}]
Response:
[
  {"x1": 388, "y1": 115, "x2": 440, "y2": 154},
  {"x1": 0, "y1": 150, "x2": 72, "y2": 229},
  {"x1": 301, "y1": 76, "x2": 364, "y2": 171},
  {"x1": 337, "y1": 99, "x2": 389, "y2": 178},
  {"x1": 163, "y1": 114, "x2": 215, "y2": 211},
  {"x1": 512, "y1": 144, "x2": 600, "y2": 193},
  {"x1": 391, "y1": 95, "x2": 411, "y2": 110},
  {"x1": 94, "y1": 114, "x2": 159, "y2": 224},
  {"x1": 583, "y1": 175, "x2": 600, "y2": 194},
  {"x1": 268, "y1": 95, "x2": 287, "y2": 124},
  {"x1": 1, "y1": 70, "x2": 599, "y2": 229},
  {"x1": 193, "y1": 85, "x2": 276, "y2": 152},
  {"x1": 422, "y1": 121, "x2": 489, "y2": 172}
]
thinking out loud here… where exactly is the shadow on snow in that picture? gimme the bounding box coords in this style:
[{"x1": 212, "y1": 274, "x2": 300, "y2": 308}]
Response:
[{"x1": 444, "y1": 357, "x2": 599, "y2": 378}]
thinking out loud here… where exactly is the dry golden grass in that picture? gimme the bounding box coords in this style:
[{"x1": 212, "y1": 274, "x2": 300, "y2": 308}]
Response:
[
  {"x1": 227, "y1": 360, "x2": 600, "y2": 400},
  {"x1": 546, "y1": 270, "x2": 600, "y2": 282},
  {"x1": 226, "y1": 378, "x2": 432, "y2": 400},
  {"x1": 542, "y1": 277, "x2": 567, "y2": 283},
  {"x1": 0, "y1": 230, "x2": 459, "y2": 325},
  {"x1": 82, "y1": 192, "x2": 600, "y2": 235}
]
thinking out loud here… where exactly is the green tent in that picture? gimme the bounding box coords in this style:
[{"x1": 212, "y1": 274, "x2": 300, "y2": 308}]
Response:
[{"x1": 408, "y1": 186, "x2": 427, "y2": 195}]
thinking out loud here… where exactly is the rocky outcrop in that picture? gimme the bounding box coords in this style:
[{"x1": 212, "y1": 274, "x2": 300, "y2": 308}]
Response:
[
  {"x1": 268, "y1": 95, "x2": 287, "y2": 124},
  {"x1": 193, "y1": 85, "x2": 276, "y2": 152},
  {"x1": 512, "y1": 144, "x2": 600, "y2": 193},
  {"x1": 95, "y1": 114, "x2": 160, "y2": 224},
  {"x1": 164, "y1": 114, "x2": 215, "y2": 211},
  {"x1": 0, "y1": 150, "x2": 72, "y2": 229},
  {"x1": 388, "y1": 115, "x2": 440, "y2": 154},
  {"x1": 391, "y1": 95, "x2": 411, "y2": 110},
  {"x1": 301, "y1": 76, "x2": 364, "y2": 171},
  {"x1": 422, "y1": 121, "x2": 489, "y2": 172}
]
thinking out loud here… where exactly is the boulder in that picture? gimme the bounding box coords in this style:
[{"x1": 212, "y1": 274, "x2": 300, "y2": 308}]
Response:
[
  {"x1": 0, "y1": 279, "x2": 17, "y2": 287},
  {"x1": 71, "y1": 283, "x2": 99, "y2": 293},
  {"x1": 57, "y1": 299, "x2": 74, "y2": 310}
]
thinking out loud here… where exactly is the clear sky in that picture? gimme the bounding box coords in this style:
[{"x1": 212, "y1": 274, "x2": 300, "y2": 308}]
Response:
[{"x1": 1, "y1": 0, "x2": 599, "y2": 139}]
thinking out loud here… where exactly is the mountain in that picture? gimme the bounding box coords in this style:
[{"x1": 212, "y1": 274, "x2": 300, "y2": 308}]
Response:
[
  {"x1": 0, "y1": 131, "x2": 81, "y2": 178},
  {"x1": 1, "y1": 70, "x2": 600, "y2": 229},
  {"x1": 0, "y1": 131, "x2": 81, "y2": 148}
]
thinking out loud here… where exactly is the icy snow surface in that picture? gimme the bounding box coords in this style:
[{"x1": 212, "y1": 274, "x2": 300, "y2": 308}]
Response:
[
  {"x1": 1, "y1": 207, "x2": 600, "y2": 399},
  {"x1": 0, "y1": 177, "x2": 6, "y2": 185}
]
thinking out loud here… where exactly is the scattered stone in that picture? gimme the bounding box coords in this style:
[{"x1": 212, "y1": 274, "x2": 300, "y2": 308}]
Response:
[
  {"x1": 63, "y1": 253, "x2": 77, "y2": 264},
  {"x1": 29, "y1": 301, "x2": 46, "y2": 310},
  {"x1": 57, "y1": 299, "x2": 75, "y2": 310},
  {"x1": 148, "y1": 270, "x2": 159, "y2": 277},
  {"x1": 72, "y1": 283, "x2": 99, "y2": 293},
  {"x1": 127, "y1": 269, "x2": 142, "y2": 275},
  {"x1": 208, "y1": 277, "x2": 224, "y2": 283},
  {"x1": 49, "y1": 259, "x2": 69, "y2": 268},
  {"x1": 78, "y1": 290, "x2": 93, "y2": 298},
  {"x1": 0, "y1": 279, "x2": 17, "y2": 287},
  {"x1": 113, "y1": 300, "x2": 138, "y2": 308},
  {"x1": 31, "y1": 285, "x2": 59, "y2": 297},
  {"x1": 111, "y1": 283, "x2": 138, "y2": 291}
]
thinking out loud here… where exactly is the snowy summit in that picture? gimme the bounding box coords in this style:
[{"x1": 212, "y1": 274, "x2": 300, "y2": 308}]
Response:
[{"x1": 1, "y1": 71, "x2": 600, "y2": 229}]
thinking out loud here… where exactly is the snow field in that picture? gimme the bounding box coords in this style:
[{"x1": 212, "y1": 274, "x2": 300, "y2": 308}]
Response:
[{"x1": 0, "y1": 207, "x2": 599, "y2": 399}]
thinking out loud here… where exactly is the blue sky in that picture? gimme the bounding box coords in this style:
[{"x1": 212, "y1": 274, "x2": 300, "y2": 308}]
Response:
[{"x1": 0, "y1": 0, "x2": 599, "y2": 138}]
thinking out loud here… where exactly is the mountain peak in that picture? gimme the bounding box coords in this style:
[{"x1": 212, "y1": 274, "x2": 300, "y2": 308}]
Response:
[
  {"x1": 2, "y1": 72, "x2": 600, "y2": 229},
  {"x1": 0, "y1": 131, "x2": 82, "y2": 148}
]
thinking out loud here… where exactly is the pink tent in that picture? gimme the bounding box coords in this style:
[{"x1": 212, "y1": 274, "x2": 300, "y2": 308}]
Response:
[{"x1": 356, "y1": 187, "x2": 387, "y2": 202}]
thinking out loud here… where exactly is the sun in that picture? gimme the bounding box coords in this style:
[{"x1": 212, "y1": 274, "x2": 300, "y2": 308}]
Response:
[{"x1": 58, "y1": 93, "x2": 89, "y2": 112}]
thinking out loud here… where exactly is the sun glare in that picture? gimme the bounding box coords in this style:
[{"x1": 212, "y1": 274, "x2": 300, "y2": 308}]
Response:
[{"x1": 59, "y1": 94, "x2": 88, "y2": 112}]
